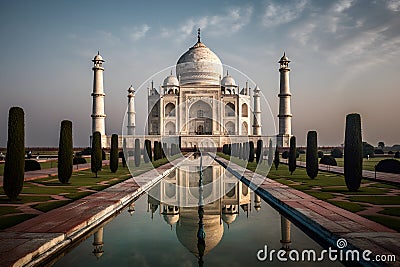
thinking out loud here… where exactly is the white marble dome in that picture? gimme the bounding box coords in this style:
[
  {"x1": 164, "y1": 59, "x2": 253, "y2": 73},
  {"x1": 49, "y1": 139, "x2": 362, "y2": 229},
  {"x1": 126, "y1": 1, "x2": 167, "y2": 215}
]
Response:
[
  {"x1": 176, "y1": 41, "x2": 223, "y2": 86},
  {"x1": 221, "y1": 73, "x2": 237, "y2": 87},
  {"x1": 163, "y1": 75, "x2": 179, "y2": 87}
]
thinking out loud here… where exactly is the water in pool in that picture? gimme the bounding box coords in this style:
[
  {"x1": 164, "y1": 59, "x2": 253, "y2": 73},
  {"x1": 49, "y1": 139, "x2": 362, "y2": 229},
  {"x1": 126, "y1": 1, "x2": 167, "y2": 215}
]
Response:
[{"x1": 53, "y1": 156, "x2": 342, "y2": 267}]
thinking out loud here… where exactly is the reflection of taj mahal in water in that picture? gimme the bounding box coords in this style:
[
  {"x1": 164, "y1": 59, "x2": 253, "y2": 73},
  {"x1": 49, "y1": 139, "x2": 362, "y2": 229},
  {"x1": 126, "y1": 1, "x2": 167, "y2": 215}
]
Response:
[
  {"x1": 90, "y1": 29, "x2": 293, "y2": 148},
  {"x1": 91, "y1": 163, "x2": 293, "y2": 261}
]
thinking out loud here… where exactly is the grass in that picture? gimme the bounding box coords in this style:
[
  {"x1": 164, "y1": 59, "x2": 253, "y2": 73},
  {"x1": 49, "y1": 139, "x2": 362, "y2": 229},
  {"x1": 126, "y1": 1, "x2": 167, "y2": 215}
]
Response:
[
  {"x1": 0, "y1": 155, "x2": 182, "y2": 229},
  {"x1": 0, "y1": 214, "x2": 37, "y2": 230},
  {"x1": 217, "y1": 153, "x2": 400, "y2": 232},
  {"x1": 32, "y1": 200, "x2": 73, "y2": 212},
  {"x1": 327, "y1": 200, "x2": 367, "y2": 212},
  {"x1": 363, "y1": 215, "x2": 400, "y2": 232}
]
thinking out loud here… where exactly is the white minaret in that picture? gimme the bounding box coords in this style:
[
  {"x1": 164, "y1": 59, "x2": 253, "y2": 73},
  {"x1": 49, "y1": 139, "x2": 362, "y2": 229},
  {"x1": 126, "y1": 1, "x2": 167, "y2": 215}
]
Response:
[
  {"x1": 91, "y1": 52, "x2": 106, "y2": 138},
  {"x1": 280, "y1": 215, "x2": 291, "y2": 251},
  {"x1": 127, "y1": 85, "x2": 136, "y2": 135},
  {"x1": 277, "y1": 52, "x2": 292, "y2": 147},
  {"x1": 252, "y1": 85, "x2": 261, "y2": 135}
]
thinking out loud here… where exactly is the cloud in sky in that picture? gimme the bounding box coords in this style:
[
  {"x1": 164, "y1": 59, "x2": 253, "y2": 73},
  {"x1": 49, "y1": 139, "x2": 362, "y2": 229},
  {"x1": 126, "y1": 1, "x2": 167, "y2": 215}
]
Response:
[
  {"x1": 385, "y1": 0, "x2": 400, "y2": 11},
  {"x1": 130, "y1": 24, "x2": 150, "y2": 41},
  {"x1": 262, "y1": 0, "x2": 308, "y2": 27}
]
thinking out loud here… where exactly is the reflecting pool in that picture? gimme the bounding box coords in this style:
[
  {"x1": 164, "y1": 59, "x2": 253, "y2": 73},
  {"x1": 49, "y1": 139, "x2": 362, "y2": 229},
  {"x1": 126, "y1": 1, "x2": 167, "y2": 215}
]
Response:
[{"x1": 53, "y1": 156, "x2": 342, "y2": 267}]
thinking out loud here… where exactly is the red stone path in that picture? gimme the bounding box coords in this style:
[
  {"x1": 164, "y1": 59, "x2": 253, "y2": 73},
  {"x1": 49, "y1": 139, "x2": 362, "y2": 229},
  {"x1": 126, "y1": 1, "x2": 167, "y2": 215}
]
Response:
[
  {"x1": 216, "y1": 156, "x2": 400, "y2": 267},
  {"x1": 295, "y1": 160, "x2": 400, "y2": 185},
  {"x1": 0, "y1": 156, "x2": 187, "y2": 267}
]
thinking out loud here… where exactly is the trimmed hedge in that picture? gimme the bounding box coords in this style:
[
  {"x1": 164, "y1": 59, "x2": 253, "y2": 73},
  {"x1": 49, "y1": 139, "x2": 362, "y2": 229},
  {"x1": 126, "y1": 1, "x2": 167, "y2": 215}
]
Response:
[
  {"x1": 331, "y1": 148, "x2": 343, "y2": 158},
  {"x1": 25, "y1": 159, "x2": 41, "y2": 172},
  {"x1": 73, "y1": 157, "x2": 87, "y2": 165},
  {"x1": 375, "y1": 159, "x2": 400, "y2": 174},
  {"x1": 320, "y1": 155, "x2": 337, "y2": 166}
]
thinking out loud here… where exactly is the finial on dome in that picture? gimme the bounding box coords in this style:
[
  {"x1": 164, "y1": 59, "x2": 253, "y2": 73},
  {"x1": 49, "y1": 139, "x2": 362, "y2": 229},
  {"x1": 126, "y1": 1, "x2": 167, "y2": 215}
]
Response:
[
  {"x1": 97, "y1": 51, "x2": 100, "y2": 55},
  {"x1": 197, "y1": 28, "x2": 201, "y2": 43},
  {"x1": 170, "y1": 69, "x2": 173, "y2": 75},
  {"x1": 226, "y1": 70, "x2": 229, "y2": 76}
]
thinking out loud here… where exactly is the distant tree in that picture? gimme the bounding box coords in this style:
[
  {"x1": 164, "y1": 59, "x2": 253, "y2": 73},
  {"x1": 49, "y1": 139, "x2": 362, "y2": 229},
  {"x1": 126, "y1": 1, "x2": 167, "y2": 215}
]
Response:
[
  {"x1": 238, "y1": 143, "x2": 243, "y2": 160},
  {"x1": 282, "y1": 151, "x2": 289, "y2": 159},
  {"x1": 274, "y1": 147, "x2": 280, "y2": 170},
  {"x1": 3, "y1": 107, "x2": 25, "y2": 200},
  {"x1": 394, "y1": 151, "x2": 400, "y2": 158},
  {"x1": 374, "y1": 149, "x2": 384, "y2": 155},
  {"x1": 344, "y1": 113, "x2": 363, "y2": 191},
  {"x1": 320, "y1": 155, "x2": 337, "y2": 166},
  {"x1": 110, "y1": 134, "x2": 118, "y2": 173},
  {"x1": 91, "y1": 131, "x2": 102, "y2": 177},
  {"x1": 318, "y1": 151, "x2": 324, "y2": 158},
  {"x1": 331, "y1": 148, "x2": 343, "y2": 158},
  {"x1": 388, "y1": 151, "x2": 394, "y2": 155},
  {"x1": 288, "y1": 136, "x2": 297, "y2": 174},
  {"x1": 58, "y1": 120, "x2": 73, "y2": 184},
  {"x1": 154, "y1": 141, "x2": 159, "y2": 161},
  {"x1": 378, "y1": 141, "x2": 385, "y2": 149},
  {"x1": 248, "y1": 141, "x2": 254, "y2": 162},
  {"x1": 134, "y1": 138, "x2": 141, "y2": 167},
  {"x1": 306, "y1": 131, "x2": 318, "y2": 179},
  {"x1": 256, "y1": 140, "x2": 263, "y2": 164},
  {"x1": 268, "y1": 139, "x2": 274, "y2": 167},
  {"x1": 362, "y1": 142, "x2": 375, "y2": 158}
]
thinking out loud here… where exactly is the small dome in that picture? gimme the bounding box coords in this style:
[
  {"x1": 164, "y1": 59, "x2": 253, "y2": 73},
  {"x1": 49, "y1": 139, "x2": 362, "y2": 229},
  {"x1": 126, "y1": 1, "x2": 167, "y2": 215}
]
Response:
[
  {"x1": 93, "y1": 52, "x2": 104, "y2": 62},
  {"x1": 163, "y1": 75, "x2": 179, "y2": 87},
  {"x1": 279, "y1": 52, "x2": 290, "y2": 63},
  {"x1": 128, "y1": 85, "x2": 135, "y2": 93},
  {"x1": 221, "y1": 73, "x2": 237, "y2": 87}
]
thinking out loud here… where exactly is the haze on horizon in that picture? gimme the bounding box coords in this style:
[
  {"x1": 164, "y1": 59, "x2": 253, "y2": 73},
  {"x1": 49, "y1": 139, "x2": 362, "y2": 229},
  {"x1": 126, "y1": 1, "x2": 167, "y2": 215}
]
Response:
[{"x1": 0, "y1": 0, "x2": 399, "y2": 148}]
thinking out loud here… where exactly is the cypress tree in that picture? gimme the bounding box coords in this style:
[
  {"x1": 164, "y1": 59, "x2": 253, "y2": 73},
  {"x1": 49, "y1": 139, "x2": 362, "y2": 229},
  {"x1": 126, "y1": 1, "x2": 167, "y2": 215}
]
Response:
[
  {"x1": 267, "y1": 139, "x2": 274, "y2": 167},
  {"x1": 288, "y1": 136, "x2": 297, "y2": 174},
  {"x1": 274, "y1": 147, "x2": 280, "y2": 170},
  {"x1": 239, "y1": 143, "x2": 243, "y2": 160},
  {"x1": 58, "y1": 120, "x2": 73, "y2": 183},
  {"x1": 256, "y1": 140, "x2": 263, "y2": 164},
  {"x1": 344, "y1": 113, "x2": 363, "y2": 191},
  {"x1": 144, "y1": 139, "x2": 151, "y2": 163},
  {"x1": 154, "y1": 141, "x2": 159, "y2": 160},
  {"x1": 3, "y1": 107, "x2": 25, "y2": 200},
  {"x1": 249, "y1": 141, "x2": 254, "y2": 162},
  {"x1": 306, "y1": 131, "x2": 318, "y2": 179},
  {"x1": 134, "y1": 138, "x2": 141, "y2": 167},
  {"x1": 110, "y1": 134, "x2": 118, "y2": 173},
  {"x1": 91, "y1": 131, "x2": 102, "y2": 177}
]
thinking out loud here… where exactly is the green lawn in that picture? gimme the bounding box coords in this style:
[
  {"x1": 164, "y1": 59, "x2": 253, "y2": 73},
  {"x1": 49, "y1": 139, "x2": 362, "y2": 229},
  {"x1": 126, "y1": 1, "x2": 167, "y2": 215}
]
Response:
[
  {"x1": 297, "y1": 154, "x2": 400, "y2": 171},
  {"x1": 0, "y1": 154, "x2": 181, "y2": 229},
  {"x1": 218, "y1": 153, "x2": 400, "y2": 232}
]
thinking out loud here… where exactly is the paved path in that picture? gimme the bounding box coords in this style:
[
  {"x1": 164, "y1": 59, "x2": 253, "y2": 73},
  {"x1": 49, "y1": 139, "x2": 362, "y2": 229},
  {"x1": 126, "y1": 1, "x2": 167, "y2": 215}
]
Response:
[
  {"x1": 0, "y1": 160, "x2": 110, "y2": 186},
  {"x1": 294, "y1": 160, "x2": 400, "y2": 185},
  {"x1": 216, "y1": 155, "x2": 400, "y2": 267},
  {"x1": 0, "y1": 156, "x2": 188, "y2": 267}
]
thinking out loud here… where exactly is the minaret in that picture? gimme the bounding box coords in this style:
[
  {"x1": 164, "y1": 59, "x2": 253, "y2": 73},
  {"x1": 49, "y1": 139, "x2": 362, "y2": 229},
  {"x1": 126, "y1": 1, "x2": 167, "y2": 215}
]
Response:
[
  {"x1": 252, "y1": 85, "x2": 261, "y2": 135},
  {"x1": 280, "y1": 215, "x2": 291, "y2": 251},
  {"x1": 127, "y1": 85, "x2": 136, "y2": 135},
  {"x1": 277, "y1": 52, "x2": 292, "y2": 147},
  {"x1": 92, "y1": 227, "x2": 104, "y2": 259},
  {"x1": 91, "y1": 52, "x2": 106, "y2": 139}
]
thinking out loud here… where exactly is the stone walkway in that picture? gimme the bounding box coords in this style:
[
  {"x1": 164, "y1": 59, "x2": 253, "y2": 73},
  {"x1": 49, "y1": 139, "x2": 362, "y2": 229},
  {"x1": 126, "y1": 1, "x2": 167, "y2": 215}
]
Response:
[
  {"x1": 216, "y1": 156, "x2": 400, "y2": 267},
  {"x1": 0, "y1": 156, "x2": 188, "y2": 267},
  {"x1": 295, "y1": 160, "x2": 400, "y2": 185}
]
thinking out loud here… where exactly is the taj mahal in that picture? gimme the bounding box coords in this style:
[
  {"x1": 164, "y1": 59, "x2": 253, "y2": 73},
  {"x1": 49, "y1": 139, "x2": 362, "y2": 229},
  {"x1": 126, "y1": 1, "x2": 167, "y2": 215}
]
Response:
[{"x1": 90, "y1": 29, "x2": 293, "y2": 149}]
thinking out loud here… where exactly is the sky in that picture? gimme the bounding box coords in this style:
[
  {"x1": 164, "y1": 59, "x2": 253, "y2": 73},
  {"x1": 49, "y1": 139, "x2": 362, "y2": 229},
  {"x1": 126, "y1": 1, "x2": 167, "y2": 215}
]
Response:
[{"x1": 0, "y1": 0, "x2": 399, "y2": 147}]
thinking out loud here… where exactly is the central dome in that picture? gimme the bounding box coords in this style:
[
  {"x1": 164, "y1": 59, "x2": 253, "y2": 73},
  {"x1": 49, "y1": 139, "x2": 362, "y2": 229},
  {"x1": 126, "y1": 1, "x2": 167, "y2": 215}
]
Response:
[{"x1": 176, "y1": 34, "x2": 223, "y2": 86}]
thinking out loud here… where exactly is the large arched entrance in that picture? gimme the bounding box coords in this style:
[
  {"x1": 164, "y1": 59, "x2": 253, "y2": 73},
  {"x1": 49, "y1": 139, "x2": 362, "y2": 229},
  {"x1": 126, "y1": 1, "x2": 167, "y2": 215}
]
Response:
[{"x1": 188, "y1": 100, "x2": 212, "y2": 135}]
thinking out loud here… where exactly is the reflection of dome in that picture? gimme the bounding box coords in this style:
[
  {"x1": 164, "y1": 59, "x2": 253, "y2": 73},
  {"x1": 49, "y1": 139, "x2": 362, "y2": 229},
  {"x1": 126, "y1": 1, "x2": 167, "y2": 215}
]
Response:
[
  {"x1": 176, "y1": 35, "x2": 223, "y2": 86},
  {"x1": 176, "y1": 213, "x2": 223, "y2": 257},
  {"x1": 164, "y1": 214, "x2": 180, "y2": 225},
  {"x1": 163, "y1": 75, "x2": 179, "y2": 87},
  {"x1": 222, "y1": 213, "x2": 237, "y2": 225},
  {"x1": 221, "y1": 73, "x2": 237, "y2": 87}
]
